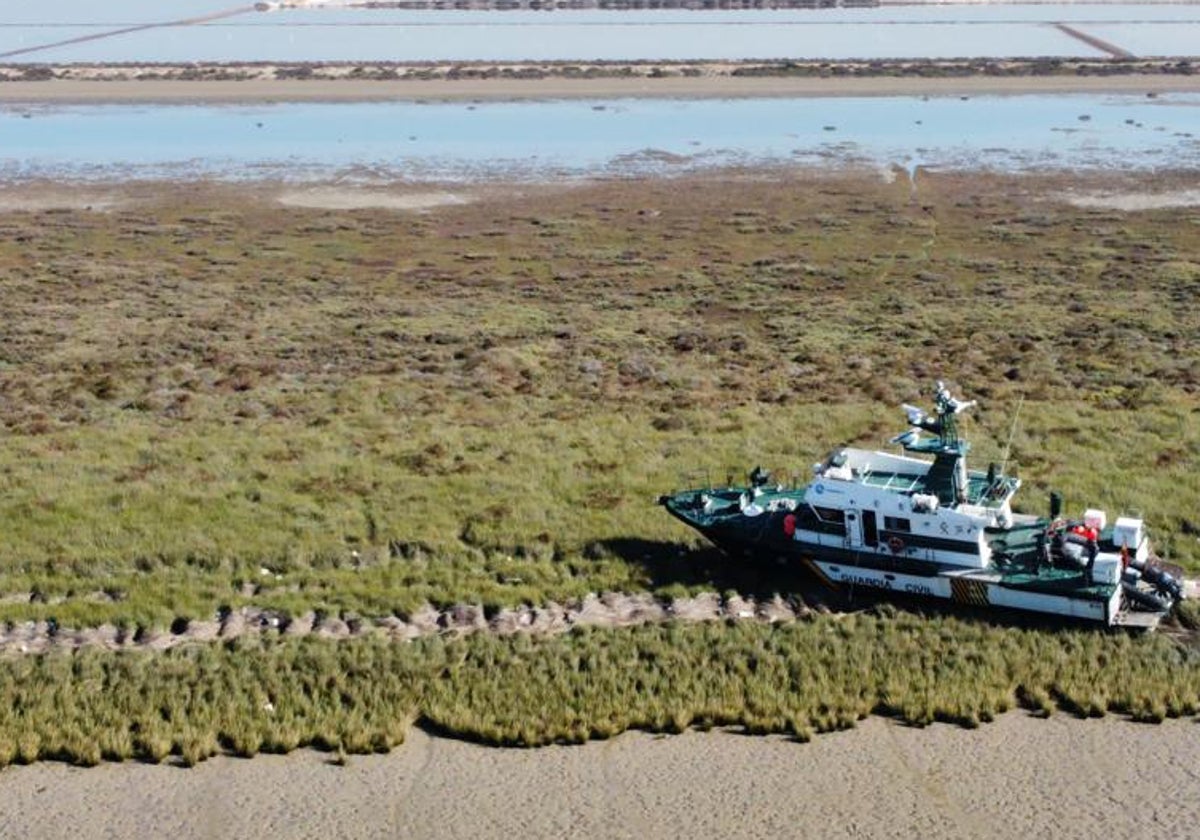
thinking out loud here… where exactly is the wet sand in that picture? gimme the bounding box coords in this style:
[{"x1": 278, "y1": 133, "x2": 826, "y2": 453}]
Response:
[
  {"x1": 4, "y1": 73, "x2": 1200, "y2": 103},
  {"x1": 0, "y1": 713, "x2": 1197, "y2": 839}
]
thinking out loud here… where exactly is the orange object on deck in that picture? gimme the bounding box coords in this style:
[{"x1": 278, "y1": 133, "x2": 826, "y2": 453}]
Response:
[{"x1": 1070, "y1": 524, "x2": 1099, "y2": 542}]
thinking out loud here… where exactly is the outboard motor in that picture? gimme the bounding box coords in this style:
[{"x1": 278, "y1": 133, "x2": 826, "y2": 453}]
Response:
[
  {"x1": 1124, "y1": 556, "x2": 1184, "y2": 608},
  {"x1": 1141, "y1": 563, "x2": 1184, "y2": 601}
]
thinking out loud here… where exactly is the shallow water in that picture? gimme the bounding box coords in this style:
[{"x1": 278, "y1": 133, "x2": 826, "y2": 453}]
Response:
[
  {"x1": 0, "y1": 21, "x2": 1095, "y2": 63},
  {"x1": 3, "y1": 3, "x2": 1200, "y2": 62},
  {"x1": 2, "y1": 93, "x2": 1199, "y2": 181}
]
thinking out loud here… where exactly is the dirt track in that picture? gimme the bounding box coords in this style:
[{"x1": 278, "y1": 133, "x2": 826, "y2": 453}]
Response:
[{"x1": 0, "y1": 590, "x2": 808, "y2": 654}]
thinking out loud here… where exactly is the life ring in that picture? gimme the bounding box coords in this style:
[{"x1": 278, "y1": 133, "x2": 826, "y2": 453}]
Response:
[{"x1": 888, "y1": 536, "x2": 905, "y2": 555}]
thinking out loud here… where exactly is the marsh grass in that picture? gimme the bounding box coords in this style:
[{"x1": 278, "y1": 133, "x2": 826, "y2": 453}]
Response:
[
  {"x1": 0, "y1": 611, "x2": 1197, "y2": 767},
  {"x1": 0, "y1": 172, "x2": 1196, "y2": 627},
  {"x1": 0, "y1": 395, "x2": 1194, "y2": 627}
]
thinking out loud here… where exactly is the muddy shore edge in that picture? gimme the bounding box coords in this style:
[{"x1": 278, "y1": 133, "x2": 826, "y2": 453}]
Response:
[{"x1": 2, "y1": 58, "x2": 1199, "y2": 102}]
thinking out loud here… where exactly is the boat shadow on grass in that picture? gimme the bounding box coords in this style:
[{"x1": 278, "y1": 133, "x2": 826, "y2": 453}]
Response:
[
  {"x1": 589, "y1": 537, "x2": 836, "y2": 608},
  {"x1": 588, "y1": 537, "x2": 1176, "y2": 635}
]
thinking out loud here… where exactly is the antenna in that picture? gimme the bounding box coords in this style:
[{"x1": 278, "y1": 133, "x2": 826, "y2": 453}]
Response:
[{"x1": 1000, "y1": 394, "x2": 1025, "y2": 475}]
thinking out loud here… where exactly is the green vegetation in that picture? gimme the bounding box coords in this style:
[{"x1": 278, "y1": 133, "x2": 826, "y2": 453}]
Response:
[
  {"x1": 1, "y1": 611, "x2": 1198, "y2": 767},
  {"x1": 10, "y1": 57, "x2": 1196, "y2": 85},
  {"x1": 0, "y1": 171, "x2": 1196, "y2": 627}
]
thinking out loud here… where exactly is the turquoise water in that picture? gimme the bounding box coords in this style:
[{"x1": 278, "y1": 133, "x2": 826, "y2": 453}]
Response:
[
  {"x1": 2, "y1": 93, "x2": 1198, "y2": 181},
  {"x1": 3, "y1": 3, "x2": 1200, "y2": 62}
]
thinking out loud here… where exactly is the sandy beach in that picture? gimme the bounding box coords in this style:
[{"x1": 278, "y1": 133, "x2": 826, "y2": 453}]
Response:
[
  {"x1": 0, "y1": 713, "x2": 1195, "y2": 840},
  {"x1": 4, "y1": 72, "x2": 1200, "y2": 103}
]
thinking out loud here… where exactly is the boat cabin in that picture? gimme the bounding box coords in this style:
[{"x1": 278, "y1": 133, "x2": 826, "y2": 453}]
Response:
[
  {"x1": 795, "y1": 382, "x2": 1021, "y2": 570},
  {"x1": 800, "y1": 446, "x2": 1015, "y2": 570}
]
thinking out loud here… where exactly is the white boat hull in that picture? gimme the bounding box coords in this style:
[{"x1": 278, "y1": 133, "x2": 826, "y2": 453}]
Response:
[{"x1": 807, "y1": 558, "x2": 1121, "y2": 625}]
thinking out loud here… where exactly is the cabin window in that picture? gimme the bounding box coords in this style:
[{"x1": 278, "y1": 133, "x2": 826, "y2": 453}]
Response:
[
  {"x1": 813, "y1": 507, "x2": 845, "y2": 524},
  {"x1": 883, "y1": 516, "x2": 911, "y2": 533},
  {"x1": 798, "y1": 505, "x2": 847, "y2": 537}
]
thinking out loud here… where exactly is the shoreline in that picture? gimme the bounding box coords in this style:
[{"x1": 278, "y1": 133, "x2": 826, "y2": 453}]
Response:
[
  {"x1": 1, "y1": 714, "x2": 1197, "y2": 839},
  {"x1": 4, "y1": 70, "x2": 1200, "y2": 103}
]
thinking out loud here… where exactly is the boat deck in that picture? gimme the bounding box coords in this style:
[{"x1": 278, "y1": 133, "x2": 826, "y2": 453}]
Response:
[
  {"x1": 987, "y1": 519, "x2": 1044, "y2": 560},
  {"x1": 856, "y1": 466, "x2": 994, "y2": 505}
]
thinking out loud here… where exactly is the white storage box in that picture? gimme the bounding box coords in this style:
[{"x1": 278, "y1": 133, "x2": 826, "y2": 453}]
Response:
[
  {"x1": 1091, "y1": 553, "x2": 1123, "y2": 586},
  {"x1": 1112, "y1": 517, "x2": 1148, "y2": 562},
  {"x1": 1084, "y1": 509, "x2": 1107, "y2": 531}
]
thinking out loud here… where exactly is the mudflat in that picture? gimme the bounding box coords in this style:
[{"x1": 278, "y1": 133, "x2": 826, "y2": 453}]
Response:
[
  {"x1": 0, "y1": 713, "x2": 1196, "y2": 840},
  {"x1": 4, "y1": 72, "x2": 1200, "y2": 103}
]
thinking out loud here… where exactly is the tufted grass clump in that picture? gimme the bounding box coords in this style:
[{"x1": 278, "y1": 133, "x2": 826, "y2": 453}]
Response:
[
  {"x1": 0, "y1": 609, "x2": 1198, "y2": 767},
  {"x1": 421, "y1": 615, "x2": 1200, "y2": 747},
  {"x1": 0, "y1": 635, "x2": 430, "y2": 767}
]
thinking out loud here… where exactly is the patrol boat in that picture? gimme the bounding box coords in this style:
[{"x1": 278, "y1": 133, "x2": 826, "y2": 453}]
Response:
[{"x1": 659, "y1": 382, "x2": 1185, "y2": 627}]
